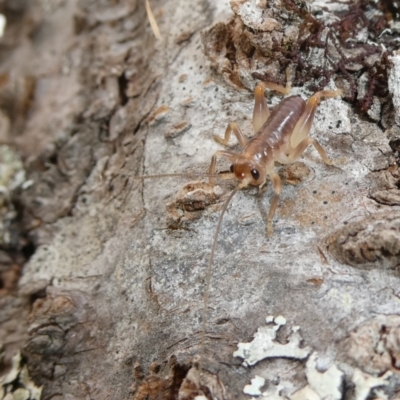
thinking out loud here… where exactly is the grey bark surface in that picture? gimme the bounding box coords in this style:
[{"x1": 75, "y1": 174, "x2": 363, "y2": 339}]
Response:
[{"x1": 1, "y1": 0, "x2": 400, "y2": 399}]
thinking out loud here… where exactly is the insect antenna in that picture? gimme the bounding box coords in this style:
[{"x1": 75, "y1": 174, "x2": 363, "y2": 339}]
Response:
[
  {"x1": 201, "y1": 186, "x2": 238, "y2": 359},
  {"x1": 145, "y1": 0, "x2": 161, "y2": 40},
  {"x1": 132, "y1": 172, "x2": 222, "y2": 180}
]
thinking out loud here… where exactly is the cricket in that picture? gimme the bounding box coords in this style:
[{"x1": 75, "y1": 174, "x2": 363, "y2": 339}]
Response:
[
  {"x1": 199, "y1": 79, "x2": 342, "y2": 357},
  {"x1": 136, "y1": 77, "x2": 343, "y2": 361}
]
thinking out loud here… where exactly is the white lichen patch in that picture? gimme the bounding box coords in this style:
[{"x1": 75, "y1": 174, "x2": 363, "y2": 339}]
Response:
[
  {"x1": 290, "y1": 385, "x2": 320, "y2": 400},
  {"x1": 0, "y1": 146, "x2": 26, "y2": 191},
  {"x1": 244, "y1": 375, "x2": 265, "y2": 396},
  {"x1": 309, "y1": 0, "x2": 349, "y2": 14},
  {"x1": 232, "y1": 0, "x2": 280, "y2": 32},
  {"x1": 19, "y1": 367, "x2": 42, "y2": 400},
  {"x1": 234, "y1": 316, "x2": 311, "y2": 366},
  {"x1": 238, "y1": 319, "x2": 396, "y2": 400},
  {"x1": 255, "y1": 383, "x2": 286, "y2": 400},
  {"x1": 304, "y1": 352, "x2": 344, "y2": 400},
  {"x1": 273, "y1": 316, "x2": 286, "y2": 326},
  {"x1": 265, "y1": 315, "x2": 274, "y2": 323},
  {"x1": 0, "y1": 145, "x2": 29, "y2": 246},
  {"x1": 0, "y1": 15, "x2": 6, "y2": 38},
  {"x1": 352, "y1": 369, "x2": 392, "y2": 400},
  {"x1": 389, "y1": 52, "x2": 400, "y2": 125},
  {"x1": 0, "y1": 351, "x2": 21, "y2": 386},
  {"x1": 287, "y1": 352, "x2": 344, "y2": 400},
  {"x1": 0, "y1": 349, "x2": 42, "y2": 400}
]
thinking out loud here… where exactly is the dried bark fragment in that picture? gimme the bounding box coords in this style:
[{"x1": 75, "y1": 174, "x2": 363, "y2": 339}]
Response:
[
  {"x1": 280, "y1": 162, "x2": 311, "y2": 185},
  {"x1": 369, "y1": 165, "x2": 400, "y2": 206},
  {"x1": 178, "y1": 360, "x2": 230, "y2": 400},
  {"x1": 343, "y1": 315, "x2": 400, "y2": 375},
  {"x1": 166, "y1": 182, "x2": 224, "y2": 229},
  {"x1": 165, "y1": 121, "x2": 192, "y2": 139},
  {"x1": 202, "y1": 0, "x2": 307, "y2": 90},
  {"x1": 23, "y1": 288, "x2": 106, "y2": 399},
  {"x1": 371, "y1": 189, "x2": 400, "y2": 206},
  {"x1": 202, "y1": 0, "x2": 396, "y2": 119},
  {"x1": 133, "y1": 356, "x2": 190, "y2": 400},
  {"x1": 326, "y1": 213, "x2": 400, "y2": 269}
]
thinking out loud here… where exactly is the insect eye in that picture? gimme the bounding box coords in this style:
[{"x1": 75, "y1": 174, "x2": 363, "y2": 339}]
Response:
[
  {"x1": 230, "y1": 164, "x2": 234, "y2": 173},
  {"x1": 251, "y1": 169, "x2": 260, "y2": 180}
]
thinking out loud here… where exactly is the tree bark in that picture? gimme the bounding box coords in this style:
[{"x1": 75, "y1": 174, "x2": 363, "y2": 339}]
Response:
[{"x1": 1, "y1": 0, "x2": 399, "y2": 399}]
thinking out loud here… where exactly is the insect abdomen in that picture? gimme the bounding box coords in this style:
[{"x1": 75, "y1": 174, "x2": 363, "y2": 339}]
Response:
[{"x1": 259, "y1": 96, "x2": 306, "y2": 148}]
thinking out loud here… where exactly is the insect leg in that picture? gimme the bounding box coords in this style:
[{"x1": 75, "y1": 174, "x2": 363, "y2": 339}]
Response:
[
  {"x1": 287, "y1": 137, "x2": 333, "y2": 165},
  {"x1": 213, "y1": 122, "x2": 248, "y2": 148},
  {"x1": 253, "y1": 83, "x2": 270, "y2": 133},
  {"x1": 290, "y1": 89, "x2": 342, "y2": 149},
  {"x1": 209, "y1": 150, "x2": 237, "y2": 184},
  {"x1": 253, "y1": 81, "x2": 291, "y2": 133},
  {"x1": 266, "y1": 170, "x2": 282, "y2": 237}
]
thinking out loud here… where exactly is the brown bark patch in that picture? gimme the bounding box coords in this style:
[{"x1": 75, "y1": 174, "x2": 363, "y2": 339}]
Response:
[{"x1": 326, "y1": 213, "x2": 400, "y2": 269}]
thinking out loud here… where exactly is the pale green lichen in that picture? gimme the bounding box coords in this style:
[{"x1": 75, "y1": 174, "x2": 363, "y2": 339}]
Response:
[
  {"x1": 0, "y1": 348, "x2": 42, "y2": 400},
  {"x1": 0, "y1": 145, "x2": 30, "y2": 246}
]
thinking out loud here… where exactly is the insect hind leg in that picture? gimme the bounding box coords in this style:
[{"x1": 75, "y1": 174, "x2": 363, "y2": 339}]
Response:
[
  {"x1": 290, "y1": 89, "x2": 342, "y2": 150},
  {"x1": 253, "y1": 80, "x2": 291, "y2": 133},
  {"x1": 287, "y1": 89, "x2": 342, "y2": 165},
  {"x1": 287, "y1": 137, "x2": 333, "y2": 165}
]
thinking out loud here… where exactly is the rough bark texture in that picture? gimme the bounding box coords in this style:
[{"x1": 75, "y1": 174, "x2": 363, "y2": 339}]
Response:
[{"x1": 1, "y1": 0, "x2": 400, "y2": 399}]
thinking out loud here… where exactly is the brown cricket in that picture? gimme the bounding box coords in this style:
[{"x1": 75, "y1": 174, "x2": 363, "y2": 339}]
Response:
[
  {"x1": 209, "y1": 81, "x2": 342, "y2": 236},
  {"x1": 135, "y1": 79, "x2": 343, "y2": 363},
  {"x1": 201, "y1": 80, "x2": 342, "y2": 356}
]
